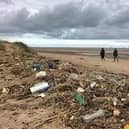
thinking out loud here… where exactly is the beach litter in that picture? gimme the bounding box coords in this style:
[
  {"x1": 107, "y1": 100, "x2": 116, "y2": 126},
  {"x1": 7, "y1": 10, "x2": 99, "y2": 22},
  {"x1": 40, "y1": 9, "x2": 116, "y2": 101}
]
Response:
[
  {"x1": 81, "y1": 109, "x2": 105, "y2": 122},
  {"x1": 121, "y1": 98, "x2": 126, "y2": 102},
  {"x1": 96, "y1": 75, "x2": 104, "y2": 80},
  {"x1": 2, "y1": 88, "x2": 10, "y2": 94},
  {"x1": 32, "y1": 63, "x2": 41, "y2": 71},
  {"x1": 124, "y1": 124, "x2": 129, "y2": 129},
  {"x1": 75, "y1": 93, "x2": 86, "y2": 105},
  {"x1": 70, "y1": 116, "x2": 75, "y2": 121},
  {"x1": 38, "y1": 93, "x2": 46, "y2": 98},
  {"x1": 90, "y1": 81, "x2": 96, "y2": 88},
  {"x1": 30, "y1": 82, "x2": 50, "y2": 94},
  {"x1": 36, "y1": 71, "x2": 47, "y2": 79},
  {"x1": 77, "y1": 87, "x2": 85, "y2": 93},
  {"x1": 58, "y1": 62, "x2": 72, "y2": 71},
  {"x1": 1, "y1": 42, "x2": 129, "y2": 129},
  {"x1": 113, "y1": 109, "x2": 120, "y2": 117},
  {"x1": 47, "y1": 62, "x2": 53, "y2": 69},
  {"x1": 112, "y1": 97, "x2": 118, "y2": 106}
]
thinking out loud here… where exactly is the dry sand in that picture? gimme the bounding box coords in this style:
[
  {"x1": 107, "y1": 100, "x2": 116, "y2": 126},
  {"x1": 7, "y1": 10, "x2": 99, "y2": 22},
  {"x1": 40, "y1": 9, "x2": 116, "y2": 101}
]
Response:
[
  {"x1": 0, "y1": 43, "x2": 70, "y2": 129},
  {"x1": 0, "y1": 43, "x2": 129, "y2": 129},
  {"x1": 38, "y1": 51, "x2": 129, "y2": 75}
]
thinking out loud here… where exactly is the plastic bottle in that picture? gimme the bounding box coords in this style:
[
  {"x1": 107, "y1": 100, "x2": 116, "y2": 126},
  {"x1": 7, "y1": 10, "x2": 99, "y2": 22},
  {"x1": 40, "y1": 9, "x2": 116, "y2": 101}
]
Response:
[
  {"x1": 30, "y1": 82, "x2": 49, "y2": 94},
  {"x1": 81, "y1": 109, "x2": 105, "y2": 122}
]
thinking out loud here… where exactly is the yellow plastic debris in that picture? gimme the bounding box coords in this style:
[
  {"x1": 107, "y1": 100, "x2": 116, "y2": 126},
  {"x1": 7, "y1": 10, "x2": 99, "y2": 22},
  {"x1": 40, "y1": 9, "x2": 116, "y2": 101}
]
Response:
[{"x1": 124, "y1": 124, "x2": 129, "y2": 129}]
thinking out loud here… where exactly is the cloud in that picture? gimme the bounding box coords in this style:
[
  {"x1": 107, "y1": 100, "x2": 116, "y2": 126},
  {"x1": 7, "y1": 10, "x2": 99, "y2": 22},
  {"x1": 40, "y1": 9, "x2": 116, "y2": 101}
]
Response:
[
  {"x1": 0, "y1": 0, "x2": 13, "y2": 4},
  {"x1": 105, "y1": 7, "x2": 129, "y2": 27},
  {"x1": 0, "y1": 0, "x2": 129, "y2": 39},
  {"x1": 29, "y1": 3, "x2": 105, "y2": 31},
  {"x1": 0, "y1": 2, "x2": 107, "y2": 33}
]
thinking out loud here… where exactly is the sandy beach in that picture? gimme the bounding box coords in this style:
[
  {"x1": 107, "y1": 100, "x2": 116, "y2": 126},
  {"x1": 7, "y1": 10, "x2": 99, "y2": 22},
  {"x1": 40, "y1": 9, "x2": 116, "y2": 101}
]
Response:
[
  {"x1": 0, "y1": 43, "x2": 129, "y2": 129},
  {"x1": 1, "y1": 0, "x2": 129, "y2": 128},
  {"x1": 38, "y1": 48, "x2": 129, "y2": 75}
]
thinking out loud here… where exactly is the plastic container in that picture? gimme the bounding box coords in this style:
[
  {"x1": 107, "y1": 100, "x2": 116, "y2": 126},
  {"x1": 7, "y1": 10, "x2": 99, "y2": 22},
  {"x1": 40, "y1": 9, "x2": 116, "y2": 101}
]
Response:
[
  {"x1": 30, "y1": 82, "x2": 49, "y2": 94},
  {"x1": 32, "y1": 63, "x2": 41, "y2": 71},
  {"x1": 81, "y1": 109, "x2": 105, "y2": 122}
]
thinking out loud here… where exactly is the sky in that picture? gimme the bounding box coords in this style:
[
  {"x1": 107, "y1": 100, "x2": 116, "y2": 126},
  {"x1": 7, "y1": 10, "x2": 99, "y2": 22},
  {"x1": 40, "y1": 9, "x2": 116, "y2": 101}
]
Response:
[{"x1": 0, "y1": 0, "x2": 129, "y2": 47}]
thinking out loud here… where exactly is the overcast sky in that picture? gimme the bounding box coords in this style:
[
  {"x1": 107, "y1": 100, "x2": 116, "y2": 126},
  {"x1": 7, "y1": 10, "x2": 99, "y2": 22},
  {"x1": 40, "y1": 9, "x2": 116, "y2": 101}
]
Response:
[{"x1": 0, "y1": 0, "x2": 129, "y2": 39}]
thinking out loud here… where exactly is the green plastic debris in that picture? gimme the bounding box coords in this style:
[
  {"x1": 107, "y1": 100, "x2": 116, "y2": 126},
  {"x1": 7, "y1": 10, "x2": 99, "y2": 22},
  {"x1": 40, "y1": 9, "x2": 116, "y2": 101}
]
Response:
[{"x1": 75, "y1": 93, "x2": 85, "y2": 105}]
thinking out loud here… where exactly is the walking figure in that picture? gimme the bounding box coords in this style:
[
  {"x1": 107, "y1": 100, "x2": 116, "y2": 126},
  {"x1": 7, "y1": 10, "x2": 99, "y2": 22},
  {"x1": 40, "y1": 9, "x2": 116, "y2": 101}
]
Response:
[
  {"x1": 100, "y1": 48, "x2": 105, "y2": 60},
  {"x1": 113, "y1": 48, "x2": 118, "y2": 62}
]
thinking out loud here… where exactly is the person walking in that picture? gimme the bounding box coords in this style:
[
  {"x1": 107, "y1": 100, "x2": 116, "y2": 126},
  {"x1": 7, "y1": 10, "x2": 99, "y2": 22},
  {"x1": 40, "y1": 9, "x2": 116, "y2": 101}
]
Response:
[
  {"x1": 113, "y1": 48, "x2": 118, "y2": 62},
  {"x1": 100, "y1": 48, "x2": 105, "y2": 60}
]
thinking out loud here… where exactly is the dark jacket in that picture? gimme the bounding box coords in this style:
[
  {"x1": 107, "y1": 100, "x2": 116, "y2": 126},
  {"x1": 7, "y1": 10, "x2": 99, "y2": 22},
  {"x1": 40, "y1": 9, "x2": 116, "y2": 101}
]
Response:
[
  {"x1": 113, "y1": 49, "x2": 118, "y2": 57},
  {"x1": 100, "y1": 48, "x2": 105, "y2": 58}
]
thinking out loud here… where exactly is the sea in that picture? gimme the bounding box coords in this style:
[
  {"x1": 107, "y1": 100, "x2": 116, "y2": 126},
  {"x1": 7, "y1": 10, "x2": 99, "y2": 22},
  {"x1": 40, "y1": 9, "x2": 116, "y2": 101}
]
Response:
[{"x1": 2, "y1": 36, "x2": 129, "y2": 48}]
